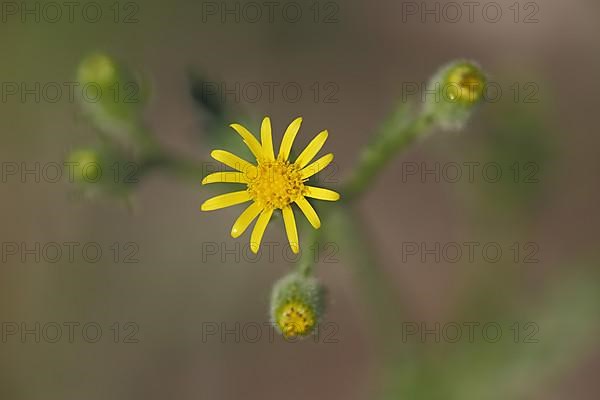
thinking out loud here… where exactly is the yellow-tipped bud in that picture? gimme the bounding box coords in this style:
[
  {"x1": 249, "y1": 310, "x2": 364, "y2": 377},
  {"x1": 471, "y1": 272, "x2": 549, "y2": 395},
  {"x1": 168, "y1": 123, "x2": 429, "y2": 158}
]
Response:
[
  {"x1": 442, "y1": 61, "x2": 486, "y2": 105},
  {"x1": 66, "y1": 149, "x2": 103, "y2": 184},
  {"x1": 270, "y1": 273, "x2": 325, "y2": 339},
  {"x1": 77, "y1": 53, "x2": 119, "y2": 89},
  {"x1": 425, "y1": 60, "x2": 487, "y2": 130},
  {"x1": 76, "y1": 53, "x2": 150, "y2": 149}
]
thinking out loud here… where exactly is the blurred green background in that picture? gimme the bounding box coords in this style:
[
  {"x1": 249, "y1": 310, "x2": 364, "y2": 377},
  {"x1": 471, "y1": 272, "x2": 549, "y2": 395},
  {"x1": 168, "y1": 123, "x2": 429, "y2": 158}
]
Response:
[{"x1": 1, "y1": 0, "x2": 599, "y2": 399}]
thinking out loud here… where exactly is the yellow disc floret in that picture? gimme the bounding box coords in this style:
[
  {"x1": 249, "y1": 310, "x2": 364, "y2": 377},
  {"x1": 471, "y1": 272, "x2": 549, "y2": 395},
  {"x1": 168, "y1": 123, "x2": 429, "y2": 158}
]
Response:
[
  {"x1": 275, "y1": 301, "x2": 316, "y2": 338},
  {"x1": 247, "y1": 160, "x2": 305, "y2": 210}
]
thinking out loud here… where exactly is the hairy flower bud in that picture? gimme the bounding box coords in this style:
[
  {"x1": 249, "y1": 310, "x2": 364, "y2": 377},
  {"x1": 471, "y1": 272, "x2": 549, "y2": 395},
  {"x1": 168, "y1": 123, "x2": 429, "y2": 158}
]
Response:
[
  {"x1": 425, "y1": 60, "x2": 487, "y2": 130},
  {"x1": 77, "y1": 53, "x2": 150, "y2": 148},
  {"x1": 270, "y1": 273, "x2": 325, "y2": 338},
  {"x1": 66, "y1": 149, "x2": 102, "y2": 184}
]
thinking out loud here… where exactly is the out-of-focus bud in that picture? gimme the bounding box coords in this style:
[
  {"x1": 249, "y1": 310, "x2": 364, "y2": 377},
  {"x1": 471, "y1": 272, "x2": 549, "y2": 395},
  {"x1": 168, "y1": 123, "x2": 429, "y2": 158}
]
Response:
[
  {"x1": 270, "y1": 273, "x2": 325, "y2": 339},
  {"x1": 65, "y1": 147, "x2": 139, "y2": 200},
  {"x1": 76, "y1": 53, "x2": 150, "y2": 149},
  {"x1": 66, "y1": 149, "x2": 102, "y2": 185},
  {"x1": 425, "y1": 60, "x2": 487, "y2": 130}
]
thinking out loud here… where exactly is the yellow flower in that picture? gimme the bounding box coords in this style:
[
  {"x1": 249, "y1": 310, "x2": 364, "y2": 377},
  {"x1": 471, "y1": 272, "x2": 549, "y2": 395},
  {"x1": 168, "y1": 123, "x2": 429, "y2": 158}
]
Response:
[{"x1": 200, "y1": 116, "x2": 340, "y2": 254}]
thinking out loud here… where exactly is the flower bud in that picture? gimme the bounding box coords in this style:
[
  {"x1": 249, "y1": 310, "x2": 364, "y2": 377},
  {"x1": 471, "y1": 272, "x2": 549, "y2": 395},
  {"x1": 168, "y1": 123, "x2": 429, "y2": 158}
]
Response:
[
  {"x1": 76, "y1": 53, "x2": 150, "y2": 148},
  {"x1": 66, "y1": 149, "x2": 102, "y2": 185},
  {"x1": 270, "y1": 273, "x2": 325, "y2": 338},
  {"x1": 425, "y1": 60, "x2": 487, "y2": 130}
]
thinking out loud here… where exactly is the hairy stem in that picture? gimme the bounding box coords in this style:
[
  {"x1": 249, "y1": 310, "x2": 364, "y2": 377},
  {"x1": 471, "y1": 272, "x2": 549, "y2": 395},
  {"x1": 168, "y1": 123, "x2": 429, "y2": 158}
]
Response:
[
  {"x1": 297, "y1": 227, "x2": 322, "y2": 277},
  {"x1": 343, "y1": 111, "x2": 435, "y2": 199}
]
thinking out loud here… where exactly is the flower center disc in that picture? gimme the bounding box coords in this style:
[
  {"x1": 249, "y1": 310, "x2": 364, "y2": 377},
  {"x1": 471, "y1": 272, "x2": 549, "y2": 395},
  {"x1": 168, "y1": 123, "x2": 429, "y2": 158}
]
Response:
[
  {"x1": 446, "y1": 66, "x2": 485, "y2": 103},
  {"x1": 247, "y1": 160, "x2": 305, "y2": 210},
  {"x1": 276, "y1": 303, "x2": 315, "y2": 338}
]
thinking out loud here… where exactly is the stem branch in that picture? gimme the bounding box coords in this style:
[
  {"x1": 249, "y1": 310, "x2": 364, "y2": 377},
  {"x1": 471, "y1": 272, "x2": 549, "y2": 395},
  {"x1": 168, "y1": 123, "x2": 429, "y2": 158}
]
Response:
[{"x1": 343, "y1": 112, "x2": 435, "y2": 199}]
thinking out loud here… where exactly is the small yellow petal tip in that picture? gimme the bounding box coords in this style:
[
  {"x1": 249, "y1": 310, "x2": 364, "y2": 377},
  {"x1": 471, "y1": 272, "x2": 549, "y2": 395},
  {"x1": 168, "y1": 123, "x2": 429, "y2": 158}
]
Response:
[{"x1": 231, "y1": 228, "x2": 241, "y2": 238}]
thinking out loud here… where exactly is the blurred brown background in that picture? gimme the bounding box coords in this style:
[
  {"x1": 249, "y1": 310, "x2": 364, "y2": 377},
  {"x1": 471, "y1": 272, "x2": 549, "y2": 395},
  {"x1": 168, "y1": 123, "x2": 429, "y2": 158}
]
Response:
[{"x1": 1, "y1": 0, "x2": 599, "y2": 399}]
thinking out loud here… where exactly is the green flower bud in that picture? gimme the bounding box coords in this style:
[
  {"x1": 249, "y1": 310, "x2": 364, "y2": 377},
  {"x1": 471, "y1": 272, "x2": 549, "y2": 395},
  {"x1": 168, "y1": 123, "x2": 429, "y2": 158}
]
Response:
[
  {"x1": 66, "y1": 149, "x2": 102, "y2": 184},
  {"x1": 65, "y1": 147, "x2": 139, "y2": 200},
  {"x1": 425, "y1": 60, "x2": 487, "y2": 130},
  {"x1": 76, "y1": 53, "x2": 150, "y2": 148},
  {"x1": 270, "y1": 273, "x2": 325, "y2": 338}
]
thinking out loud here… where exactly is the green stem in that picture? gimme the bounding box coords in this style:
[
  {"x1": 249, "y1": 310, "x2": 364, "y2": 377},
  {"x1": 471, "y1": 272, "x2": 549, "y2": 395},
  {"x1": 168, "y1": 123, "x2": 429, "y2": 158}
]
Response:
[
  {"x1": 343, "y1": 112, "x2": 435, "y2": 199},
  {"x1": 332, "y1": 207, "x2": 409, "y2": 341},
  {"x1": 297, "y1": 227, "x2": 322, "y2": 277}
]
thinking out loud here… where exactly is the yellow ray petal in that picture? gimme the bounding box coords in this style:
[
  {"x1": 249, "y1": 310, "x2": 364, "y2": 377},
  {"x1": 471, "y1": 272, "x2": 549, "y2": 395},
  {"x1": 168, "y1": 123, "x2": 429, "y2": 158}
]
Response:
[
  {"x1": 304, "y1": 186, "x2": 340, "y2": 202},
  {"x1": 202, "y1": 171, "x2": 249, "y2": 185},
  {"x1": 231, "y1": 202, "x2": 263, "y2": 238},
  {"x1": 295, "y1": 197, "x2": 321, "y2": 229},
  {"x1": 200, "y1": 191, "x2": 251, "y2": 211},
  {"x1": 211, "y1": 150, "x2": 256, "y2": 174},
  {"x1": 230, "y1": 123, "x2": 264, "y2": 159},
  {"x1": 278, "y1": 117, "x2": 302, "y2": 161},
  {"x1": 282, "y1": 206, "x2": 299, "y2": 254},
  {"x1": 250, "y1": 208, "x2": 274, "y2": 253},
  {"x1": 295, "y1": 130, "x2": 328, "y2": 168},
  {"x1": 300, "y1": 153, "x2": 334, "y2": 180},
  {"x1": 260, "y1": 117, "x2": 275, "y2": 161}
]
